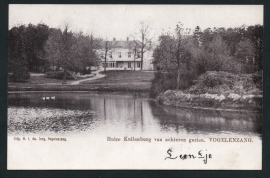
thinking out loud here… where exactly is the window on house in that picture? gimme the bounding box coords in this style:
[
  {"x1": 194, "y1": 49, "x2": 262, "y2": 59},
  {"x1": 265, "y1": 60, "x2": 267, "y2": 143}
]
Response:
[
  {"x1": 110, "y1": 63, "x2": 114, "y2": 68},
  {"x1": 128, "y1": 62, "x2": 131, "y2": 68},
  {"x1": 137, "y1": 62, "x2": 141, "y2": 68},
  {"x1": 128, "y1": 52, "x2": 131, "y2": 58},
  {"x1": 137, "y1": 52, "x2": 140, "y2": 58},
  {"x1": 109, "y1": 52, "x2": 112, "y2": 58},
  {"x1": 118, "y1": 52, "x2": 121, "y2": 58}
]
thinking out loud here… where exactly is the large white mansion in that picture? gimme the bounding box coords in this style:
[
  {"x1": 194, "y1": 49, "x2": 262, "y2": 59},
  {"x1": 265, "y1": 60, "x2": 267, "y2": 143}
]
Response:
[{"x1": 98, "y1": 38, "x2": 154, "y2": 71}]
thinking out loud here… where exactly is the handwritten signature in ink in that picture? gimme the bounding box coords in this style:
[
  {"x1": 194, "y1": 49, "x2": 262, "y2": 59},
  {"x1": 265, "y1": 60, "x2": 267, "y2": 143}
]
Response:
[{"x1": 165, "y1": 149, "x2": 212, "y2": 164}]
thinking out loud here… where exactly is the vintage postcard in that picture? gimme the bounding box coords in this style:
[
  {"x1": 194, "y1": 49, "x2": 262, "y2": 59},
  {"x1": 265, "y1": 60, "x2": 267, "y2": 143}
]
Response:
[{"x1": 7, "y1": 5, "x2": 263, "y2": 170}]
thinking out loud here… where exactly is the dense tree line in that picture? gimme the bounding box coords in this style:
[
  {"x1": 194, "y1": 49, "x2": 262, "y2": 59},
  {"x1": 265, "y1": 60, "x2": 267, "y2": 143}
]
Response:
[
  {"x1": 44, "y1": 25, "x2": 100, "y2": 83},
  {"x1": 8, "y1": 23, "x2": 100, "y2": 82},
  {"x1": 8, "y1": 22, "x2": 263, "y2": 87},
  {"x1": 151, "y1": 23, "x2": 263, "y2": 96},
  {"x1": 8, "y1": 23, "x2": 50, "y2": 81}
]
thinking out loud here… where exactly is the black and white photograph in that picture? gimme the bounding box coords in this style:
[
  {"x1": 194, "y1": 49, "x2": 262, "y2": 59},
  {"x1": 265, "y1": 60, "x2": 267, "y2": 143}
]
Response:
[{"x1": 7, "y1": 5, "x2": 263, "y2": 170}]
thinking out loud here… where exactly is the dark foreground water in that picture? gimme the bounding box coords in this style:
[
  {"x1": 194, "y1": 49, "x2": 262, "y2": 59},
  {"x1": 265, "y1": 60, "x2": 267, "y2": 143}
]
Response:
[{"x1": 8, "y1": 92, "x2": 262, "y2": 139}]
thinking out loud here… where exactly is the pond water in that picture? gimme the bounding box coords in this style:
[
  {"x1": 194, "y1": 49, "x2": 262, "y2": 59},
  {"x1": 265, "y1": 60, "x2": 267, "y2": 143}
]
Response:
[
  {"x1": 7, "y1": 92, "x2": 262, "y2": 140},
  {"x1": 8, "y1": 92, "x2": 263, "y2": 170}
]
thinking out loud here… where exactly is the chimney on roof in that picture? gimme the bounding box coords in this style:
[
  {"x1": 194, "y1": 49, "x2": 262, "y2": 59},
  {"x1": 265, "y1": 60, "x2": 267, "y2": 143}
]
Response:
[
  {"x1": 127, "y1": 37, "x2": 129, "y2": 42},
  {"x1": 113, "y1": 38, "x2": 116, "y2": 41}
]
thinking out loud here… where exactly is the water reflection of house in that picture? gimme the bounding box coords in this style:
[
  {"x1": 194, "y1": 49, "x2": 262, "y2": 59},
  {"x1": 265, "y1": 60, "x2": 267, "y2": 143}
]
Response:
[{"x1": 98, "y1": 38, "x2": 154, "y2": 70}]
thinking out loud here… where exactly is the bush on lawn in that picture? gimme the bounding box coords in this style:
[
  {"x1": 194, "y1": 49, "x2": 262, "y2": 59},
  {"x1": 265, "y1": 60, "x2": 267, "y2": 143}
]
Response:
[{"x1": 46, "y1": 70, "x2": 76, "y2": 80}]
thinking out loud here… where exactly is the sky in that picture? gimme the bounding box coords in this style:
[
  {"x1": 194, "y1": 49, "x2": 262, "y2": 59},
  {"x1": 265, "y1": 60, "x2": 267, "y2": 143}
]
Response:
[{"x1": 9, "y1": 5, "x2": 263, "y2": 41}]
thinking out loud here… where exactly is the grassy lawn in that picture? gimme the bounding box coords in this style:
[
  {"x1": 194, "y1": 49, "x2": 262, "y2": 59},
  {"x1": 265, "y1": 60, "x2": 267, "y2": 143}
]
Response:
[
  {"x1": 9, "y1": 73, "x2": 95, "y2": 85},
  {"x1": 8, "y1": 70, "x2": 155, "y2": 94},
  {"x1": 83, "y1": 70, "x2": 154, "y2": 84},
  {"x1": 28, "y1": 75, "x2": 65, "y2": 84},
  {"x1": 80, "y1": 70, "x2": 154, "y2": 91}
]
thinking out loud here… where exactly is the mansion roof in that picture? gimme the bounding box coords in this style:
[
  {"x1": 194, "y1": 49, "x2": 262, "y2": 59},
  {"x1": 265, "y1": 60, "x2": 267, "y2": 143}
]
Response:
[
  {"x1": 108, "y1": 39, "x2": 152, "y2": 50},
  {"x1": 114, "y1": 41, "x2": 133, "y2": 48}
]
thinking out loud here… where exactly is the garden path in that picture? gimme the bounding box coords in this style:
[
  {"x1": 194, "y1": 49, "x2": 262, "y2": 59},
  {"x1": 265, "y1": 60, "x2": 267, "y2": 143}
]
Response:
[{"x1": 69, "y1": 70, "x2": 105, "y2": 85}]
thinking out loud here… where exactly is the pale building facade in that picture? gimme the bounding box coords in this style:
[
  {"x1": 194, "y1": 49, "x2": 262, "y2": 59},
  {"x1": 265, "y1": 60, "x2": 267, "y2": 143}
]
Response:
[{"x1": 98, "y1": 38, "x2": 154, "y2": 71}]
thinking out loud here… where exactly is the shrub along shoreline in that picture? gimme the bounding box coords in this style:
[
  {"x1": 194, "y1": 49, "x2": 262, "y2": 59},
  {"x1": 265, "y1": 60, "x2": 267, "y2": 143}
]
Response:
[
  {"x1": 156, "y1": 71, "x2": 262, "y2": 111},
  {"x1": 157, "y1": 90, "x2": 262, "y2": 111}
]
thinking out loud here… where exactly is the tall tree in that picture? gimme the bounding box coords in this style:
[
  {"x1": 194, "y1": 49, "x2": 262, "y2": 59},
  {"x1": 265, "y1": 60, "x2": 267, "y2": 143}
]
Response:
[
  {"x1": 44, "y1": 28, "x2": 62, "y2": 71},
  {"x1": 245, "y1": 25, "x2": 263, "y2": 71},
  {"x1": 173, "y1": 23, "x2": 191, "y2": 89},
  {"x1": 193, "y1": 26, "x2": 202, "y2": 47},
  {"x1": 74, "y1": 32, "x2": 100, "y2": 74},
  {"x1": 153, "y1": 23, "x2": 191, "y2": 89},
  {"x1": 136, "y1": 21, "x2": 154, "y2": 70},
  {"x1": 44, "y1": 24, "x2": 75, "y2": 83},
  {"x1": 27, "y1": 23, "x2": 50, "y2": 72},
  {"x1": 98, "y1": 39, "x2": 117, "y2": 72},
  {"x1": 128, "y1": 38, "x2": 140, "y2": 71},
  {"x1": 8, "y1": 24, "x2": 30, "y2": 81},
  {"x1": 204, "y1": 34, "x2": 231, "y2": 71},
  {"x1": 8, "y1": 23, "x2": 49, "y2": 73},
  {"x1": 235, "y1": 39, "x2": 256, "y2": 73},
  {"x1": 61, "y1": 24, "x2": 75, "y2": 83}
]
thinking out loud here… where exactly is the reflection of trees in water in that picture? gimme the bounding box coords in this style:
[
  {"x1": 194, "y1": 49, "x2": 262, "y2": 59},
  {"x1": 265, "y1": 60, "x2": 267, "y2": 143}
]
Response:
[
  {"x1": 8, "y1": 93, "x2": 148, "y2": 133},
  {"x1": 8, "y1": 93, "x2": 262, "y2": 135},
  {"x1": 100, "y1": 96, "x2": 145, "y2": 132},
  {"x1": 148, "y1": 101, "x2": 262, "y2": 135}
]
